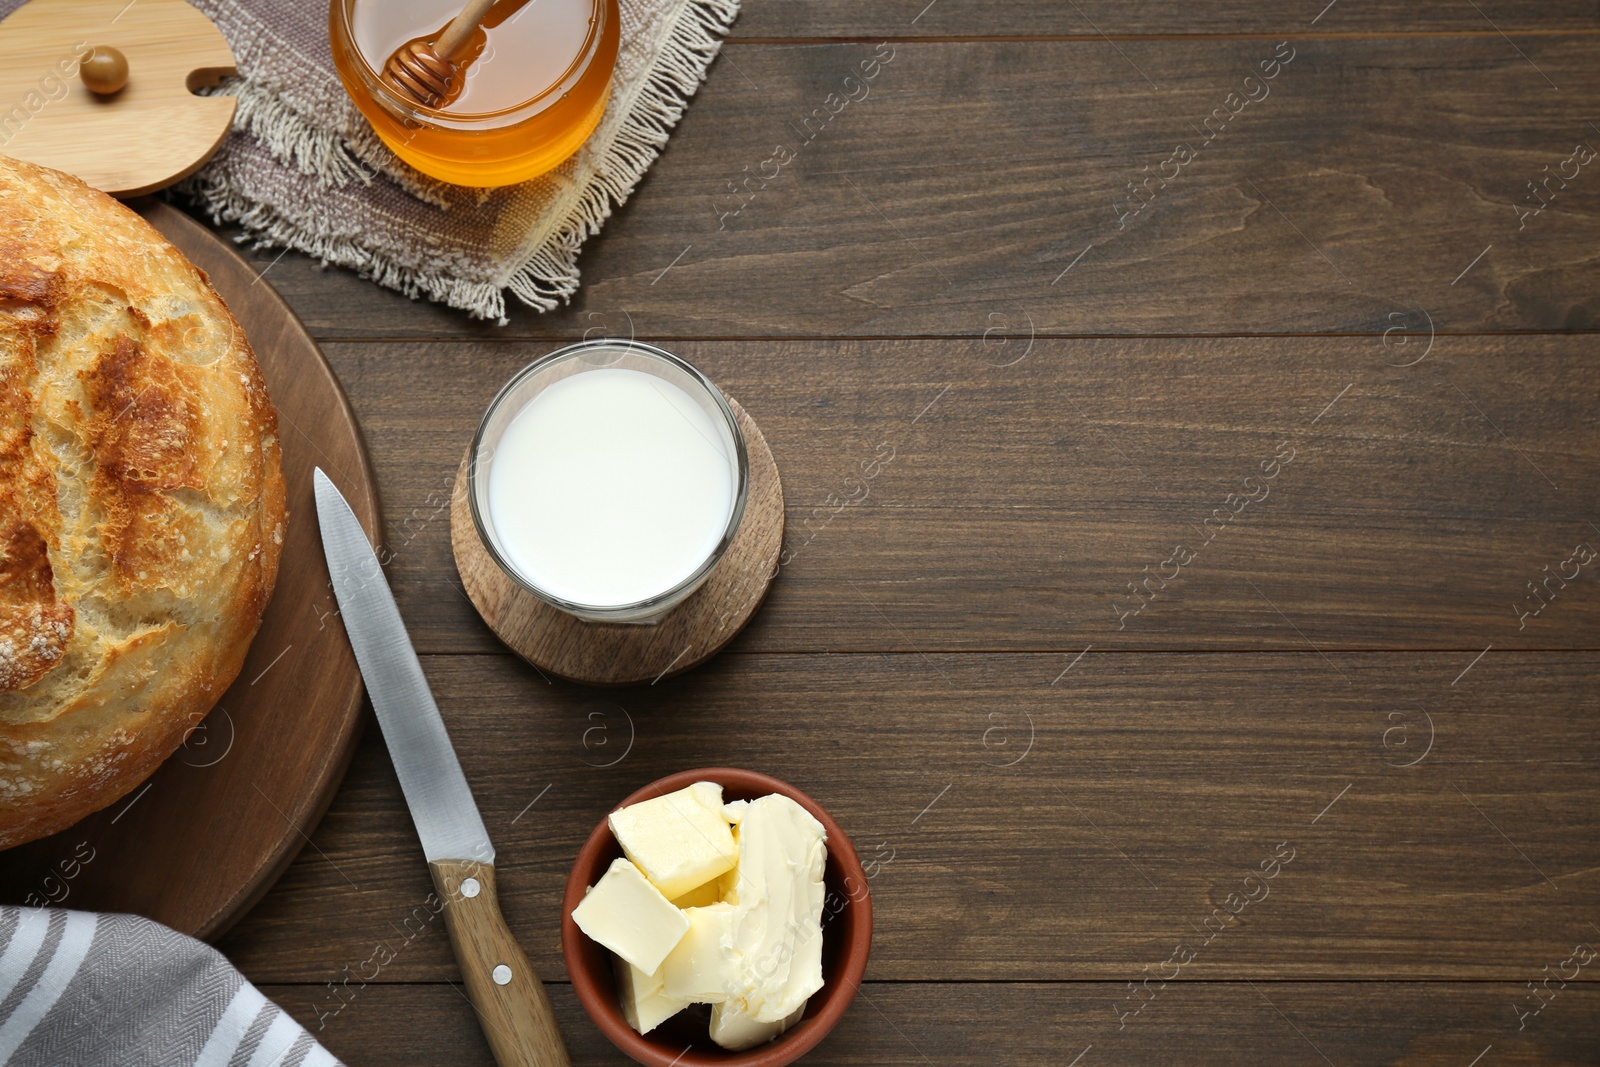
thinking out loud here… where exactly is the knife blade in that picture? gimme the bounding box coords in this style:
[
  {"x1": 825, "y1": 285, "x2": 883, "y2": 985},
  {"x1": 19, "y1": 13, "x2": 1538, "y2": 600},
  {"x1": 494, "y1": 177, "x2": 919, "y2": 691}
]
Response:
[
  {"x1": 314, "y1": 467, "x2": 491, "y2": 865},
  {"x1": 314, "y1": 467, "x2": 568, "y2": 1067}
]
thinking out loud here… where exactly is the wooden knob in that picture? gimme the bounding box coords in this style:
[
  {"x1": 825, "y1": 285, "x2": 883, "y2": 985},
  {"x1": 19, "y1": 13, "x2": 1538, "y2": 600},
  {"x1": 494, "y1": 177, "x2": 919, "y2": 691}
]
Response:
[{"x1": 81, "y1": 46, "x2": 129, "y2": 95}]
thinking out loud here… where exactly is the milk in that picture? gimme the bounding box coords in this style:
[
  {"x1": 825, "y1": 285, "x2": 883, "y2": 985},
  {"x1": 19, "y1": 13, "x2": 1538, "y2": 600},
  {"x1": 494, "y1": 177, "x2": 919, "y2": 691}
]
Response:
[{"x1": 485, "y1": 367, "x2": 735, "y2": 607}]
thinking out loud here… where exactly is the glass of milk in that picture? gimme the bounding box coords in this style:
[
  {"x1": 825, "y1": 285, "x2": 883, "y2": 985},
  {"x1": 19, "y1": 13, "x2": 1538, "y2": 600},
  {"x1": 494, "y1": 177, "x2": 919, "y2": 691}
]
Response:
[{"x1": 468, "y1": 341, "x2": 749, "y2": 623}]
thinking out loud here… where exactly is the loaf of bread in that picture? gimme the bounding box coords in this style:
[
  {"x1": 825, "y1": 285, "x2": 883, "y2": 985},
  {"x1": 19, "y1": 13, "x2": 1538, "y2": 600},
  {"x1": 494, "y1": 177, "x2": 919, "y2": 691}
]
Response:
[{"x1": 0, "y1": 155, "x2": 286, "y2": 849}]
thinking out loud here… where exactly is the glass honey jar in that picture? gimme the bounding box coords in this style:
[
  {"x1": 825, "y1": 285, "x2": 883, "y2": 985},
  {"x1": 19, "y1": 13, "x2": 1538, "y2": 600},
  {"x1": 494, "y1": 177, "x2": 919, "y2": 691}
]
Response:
[{"x1": 329, "y1": 0, "x2": 619, "y2": 187}]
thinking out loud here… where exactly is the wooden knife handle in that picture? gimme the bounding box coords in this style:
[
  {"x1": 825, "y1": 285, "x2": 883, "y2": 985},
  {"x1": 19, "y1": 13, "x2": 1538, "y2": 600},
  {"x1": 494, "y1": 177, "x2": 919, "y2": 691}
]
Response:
[{"x1": 430, "y1": 859, "x2": 570, "y2": 1067}]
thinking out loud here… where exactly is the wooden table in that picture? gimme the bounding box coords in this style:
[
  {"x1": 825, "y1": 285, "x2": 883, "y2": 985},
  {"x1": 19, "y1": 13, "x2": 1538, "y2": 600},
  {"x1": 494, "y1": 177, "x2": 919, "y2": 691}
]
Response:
[{"x1": 211, "y1": 4, "x2": 1600, "y2": 1063}]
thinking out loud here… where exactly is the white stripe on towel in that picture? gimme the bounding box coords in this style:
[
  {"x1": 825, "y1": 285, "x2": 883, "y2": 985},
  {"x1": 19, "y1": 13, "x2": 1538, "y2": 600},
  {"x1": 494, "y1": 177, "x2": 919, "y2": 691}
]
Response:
[
  {"x1": 0, "y1": 909, "x2": 51, "y2": 1008},
  {"x1": 0, "y1": 910, "x2": 97, "y2": 1061},
  {"x1": 195, "y1": 981, "x2": 268, "y2": 1067},
  {"x1": 245, "y1": 1008, "x2": 301, "y2": 1067}
]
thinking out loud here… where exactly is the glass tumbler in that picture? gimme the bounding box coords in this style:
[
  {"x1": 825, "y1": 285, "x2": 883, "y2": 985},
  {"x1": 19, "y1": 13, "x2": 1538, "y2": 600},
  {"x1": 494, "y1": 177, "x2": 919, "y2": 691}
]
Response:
[{"x1": 468, "y1": 340, "x2": 749, "y2": 623}]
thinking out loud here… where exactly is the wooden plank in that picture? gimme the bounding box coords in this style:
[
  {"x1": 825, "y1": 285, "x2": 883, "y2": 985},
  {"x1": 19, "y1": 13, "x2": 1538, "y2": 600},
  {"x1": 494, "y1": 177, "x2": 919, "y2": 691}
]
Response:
[
  {"x1": 221, "y1": 651, "x2": 1600, "y2": 984},
  {"x1": 212, "y1": 36, "x2": 1600, "y2": 339},
  {"x1": 727, "y1": 0, "x2": 1600, "y2": 40},
  {"x1": 319, "y1": 337, "x2": 1600, "y2": 653},
  {"x1": 263, "y1": 979, "x2": 1600, "y2": 1067}
]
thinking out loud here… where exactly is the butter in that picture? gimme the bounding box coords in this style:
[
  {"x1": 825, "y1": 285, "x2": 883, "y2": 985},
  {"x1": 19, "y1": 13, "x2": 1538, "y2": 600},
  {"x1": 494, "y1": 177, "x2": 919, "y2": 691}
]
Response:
[
  {"x1": 725, "y1": 794, "x2": 827, "y2": 1023},
  {"x1": 578, "y1": 787, "x2": 831, "y2": 1047},
  {"x1": 571, "y1": 857, "x2": 689, "y2": 974},
  {"x1": 670, "y1": 881, "x2": 721, "y2": 909},
  {"x1": 715, "y1": 825, "x2": 742, "y2": 905},
  {"x1": 661, "y1": 903, "x2": 739, "y2": 1003},
  {"x1": 709, "y1": 1002, "x2": 805, "y2": 1051},
  {"x1": 614, "y1": 957, "x2": 689, "y2": 1035},
  {"x1": 609, "y1": 781, "x2": 739, "y2": 899}
]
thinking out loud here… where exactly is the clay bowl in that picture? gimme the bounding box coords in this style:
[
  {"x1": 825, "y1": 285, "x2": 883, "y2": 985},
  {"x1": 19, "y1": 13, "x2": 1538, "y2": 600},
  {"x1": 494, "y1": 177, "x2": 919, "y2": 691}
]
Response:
[{"x1": 561, "y1": 768, "x2": 873, "y2": 1067}]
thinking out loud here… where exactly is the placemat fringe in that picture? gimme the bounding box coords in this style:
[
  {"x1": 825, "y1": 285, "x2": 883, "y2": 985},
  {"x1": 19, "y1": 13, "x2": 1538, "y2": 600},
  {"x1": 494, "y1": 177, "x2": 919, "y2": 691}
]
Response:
[
  {"x1": 181, "y1": 163, "x2": 511, "y2": 318},
  {"x1": 502, "y1": 0, "x2": 740, "y2": 316},
  {"x1": 226, "y1": 77, "x2": 375, "y2": 189}
]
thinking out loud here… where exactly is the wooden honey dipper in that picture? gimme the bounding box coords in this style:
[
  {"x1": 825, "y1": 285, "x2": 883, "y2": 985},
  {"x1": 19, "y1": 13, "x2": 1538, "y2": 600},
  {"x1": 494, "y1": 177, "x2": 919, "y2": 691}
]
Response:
[{"x1": 381, "y1": 0, "x2": 497, "y2": 108}]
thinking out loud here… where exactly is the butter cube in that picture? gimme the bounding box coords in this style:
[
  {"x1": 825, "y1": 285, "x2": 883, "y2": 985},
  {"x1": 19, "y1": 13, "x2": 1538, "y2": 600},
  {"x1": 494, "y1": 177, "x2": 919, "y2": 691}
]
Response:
[
  {"x1": 670, "y1": 881, "x2": 721, "y2": 909},
  {"x1": 614, "y1": 956, "x2": 689, "y2": 1035},
  {"x1": 608, "y1": 781, "x2": 739, "y2": 899},
  {"x1": 661, "y1": 903, "x2": 739, "y2": 1003},
  {"x1": 715, "y1": 825, "x2": 742, "y2": 904},
  {"x1": 716, "y1": 870, "x2": 740, "y2": 904},
  {"x1": 727, "y1": 794, "x2": 827, "y2": 1023},
  {"x1": 571, "y1": 857, "x2": 689, "y2": 974},
  {"x1": 710, "y1": 1002, "x2": 805, "y2": 1051}
]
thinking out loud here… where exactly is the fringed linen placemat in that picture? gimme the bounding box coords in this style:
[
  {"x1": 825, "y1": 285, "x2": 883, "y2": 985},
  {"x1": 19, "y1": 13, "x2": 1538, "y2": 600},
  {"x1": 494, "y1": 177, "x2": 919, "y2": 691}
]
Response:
[{"x1": 0, "y1": 0, "x2": 736, "y2": 322}]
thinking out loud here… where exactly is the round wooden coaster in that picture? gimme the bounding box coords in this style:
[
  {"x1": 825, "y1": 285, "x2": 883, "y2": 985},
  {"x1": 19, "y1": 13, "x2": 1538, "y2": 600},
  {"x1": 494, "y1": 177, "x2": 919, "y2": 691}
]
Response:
[{"x1": 451, "y1": 396, "x2": 783, "y2": 686}]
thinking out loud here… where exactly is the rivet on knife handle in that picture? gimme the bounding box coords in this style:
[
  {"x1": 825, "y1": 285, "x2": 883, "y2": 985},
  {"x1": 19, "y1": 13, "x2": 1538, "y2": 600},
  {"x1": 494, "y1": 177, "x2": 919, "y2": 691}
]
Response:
[{"x1": 431, "y1": 860, "x2": 569, "y2": 1067}]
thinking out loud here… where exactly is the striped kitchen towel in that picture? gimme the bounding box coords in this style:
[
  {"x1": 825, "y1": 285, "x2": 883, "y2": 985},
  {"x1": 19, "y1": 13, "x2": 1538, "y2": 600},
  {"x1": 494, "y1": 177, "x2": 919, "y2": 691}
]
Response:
[{"x1": 0, "y1": 906, "x2": 341, "y2": 1067}]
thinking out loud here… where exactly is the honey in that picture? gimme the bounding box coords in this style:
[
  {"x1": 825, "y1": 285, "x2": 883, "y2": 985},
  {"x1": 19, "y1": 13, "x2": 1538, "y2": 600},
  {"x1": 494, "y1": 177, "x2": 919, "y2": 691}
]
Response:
[{"x1": 329, "y1": 0, "x2": 619, "y2": 187}]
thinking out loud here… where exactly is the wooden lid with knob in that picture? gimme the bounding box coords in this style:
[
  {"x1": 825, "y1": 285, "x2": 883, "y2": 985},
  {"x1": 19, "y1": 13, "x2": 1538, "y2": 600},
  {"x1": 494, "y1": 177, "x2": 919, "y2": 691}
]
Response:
[{"x1": 0, "y1": 0, "x2": 236, "y2": 196}]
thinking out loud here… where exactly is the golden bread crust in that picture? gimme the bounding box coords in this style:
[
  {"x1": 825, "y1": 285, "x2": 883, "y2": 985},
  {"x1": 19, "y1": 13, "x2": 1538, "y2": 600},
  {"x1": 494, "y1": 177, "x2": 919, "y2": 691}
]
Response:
[{"x1": 0, "y1": 154, "x2": 287, "y2": 849}]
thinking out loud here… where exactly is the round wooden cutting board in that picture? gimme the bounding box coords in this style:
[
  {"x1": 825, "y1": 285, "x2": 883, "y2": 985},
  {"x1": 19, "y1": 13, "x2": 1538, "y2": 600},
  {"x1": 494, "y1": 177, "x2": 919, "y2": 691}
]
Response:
[{"x1": 0, "y1": 202, "x2": 378, "y2": 942}]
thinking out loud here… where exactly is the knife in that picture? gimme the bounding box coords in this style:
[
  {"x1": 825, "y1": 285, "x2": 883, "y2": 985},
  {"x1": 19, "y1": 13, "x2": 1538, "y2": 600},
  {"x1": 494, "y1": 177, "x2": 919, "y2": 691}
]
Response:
[{"x1": 314, "y1": 468, "x2": 568, "y2": 1067}]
